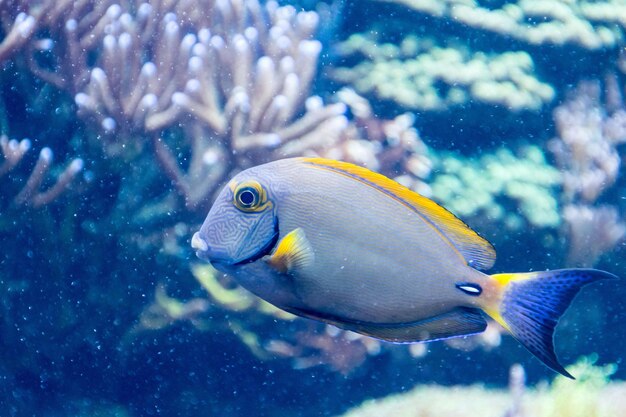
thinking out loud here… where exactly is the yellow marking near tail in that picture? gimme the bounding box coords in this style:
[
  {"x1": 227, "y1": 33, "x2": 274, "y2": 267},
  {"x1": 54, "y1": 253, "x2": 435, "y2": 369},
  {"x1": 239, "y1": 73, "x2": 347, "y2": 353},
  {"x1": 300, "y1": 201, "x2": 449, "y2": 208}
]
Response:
[
  {"x1": 491, "y1": 272, "x2": 537, "y2": 286},
  {"x1": 480, "y1": 272, "x2": 540, "y2": 332}
]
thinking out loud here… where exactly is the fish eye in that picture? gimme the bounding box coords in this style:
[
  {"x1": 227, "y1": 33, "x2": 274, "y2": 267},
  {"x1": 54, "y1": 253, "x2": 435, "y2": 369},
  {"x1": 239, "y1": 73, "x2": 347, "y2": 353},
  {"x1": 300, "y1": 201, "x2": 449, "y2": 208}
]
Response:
[
  {"x1": 233, "y1": 181, "x2": 271, "y2": 213},
  {"x1": 237, "y1": 188, "x2": 258, "y2": 208}
]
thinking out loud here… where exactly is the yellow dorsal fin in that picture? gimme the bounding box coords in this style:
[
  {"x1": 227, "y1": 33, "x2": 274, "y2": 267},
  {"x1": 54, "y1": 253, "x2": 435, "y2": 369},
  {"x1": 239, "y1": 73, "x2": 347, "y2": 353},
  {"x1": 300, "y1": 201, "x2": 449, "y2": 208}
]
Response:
[
  {"x1": 301, "y1": 157, "x2": 496, "y2": 270},
  {"x1": 267, "y1": 228, "x2": 315, "y2": 273}
]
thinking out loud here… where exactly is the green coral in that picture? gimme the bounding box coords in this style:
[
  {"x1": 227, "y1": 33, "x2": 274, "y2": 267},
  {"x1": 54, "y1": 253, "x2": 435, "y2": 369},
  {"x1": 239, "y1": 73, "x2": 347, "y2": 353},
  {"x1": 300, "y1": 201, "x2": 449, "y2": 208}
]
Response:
[
  {"x1": 538, "y1": 355, "x2": 618, "y2": 417},
  {"x1": 430, "y1": 145, "x2": 562, "y2": 229},
  {"x1": 332, "y1": 34, "x2": 554, "y2": 110},
  {"x1": 339, "y1": 357, "x2": 625, "y2": 417},
  {"x1": 340, "y1": 385, "x2": 512, "y2": 417},
  {"x1": 376, "y1": 0, "x2": 626, "y2": 49}
]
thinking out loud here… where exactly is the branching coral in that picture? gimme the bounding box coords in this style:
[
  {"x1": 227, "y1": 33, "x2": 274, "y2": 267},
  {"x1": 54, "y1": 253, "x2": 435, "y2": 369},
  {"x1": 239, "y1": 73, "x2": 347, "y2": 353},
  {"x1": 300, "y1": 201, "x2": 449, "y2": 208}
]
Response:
[
  {"x1": 129, "y1": 284, "x2": 210, "y2": 333},
  {"x1": 72, "y1": 0, "x2": 348, "y2": 209},
  {"x1": 549, "y1": 79, "x2": 626, "y2": 266},
  {"x1": 265, "y1": 324, "x2": 382, "y2": 375},
  {"x1": 2, "y1": 0, "x2": 349, "y2": 211},
  {"x1": 562, "y1": 205, "x2": 626, "y2": 269},
  {"x1": 338, "y1": 358, "x2": 626, "y2": 417},
  {"x1": 538, "y1": 355, "x2": 618, "y2": 417},
  {"x1": 376, "y1": 0, "x2": 626, "y2": 49},
  {"x1": 430, "y1": 145, "x2": 562, "y2": 230},
  {"x1": 0, "y1": 6, "x2": 37, "y2": 63},
  {"x1": 0, "y1": 1, "x2": 120, "y2": 88},
  {"x1": 550, "y1": 80, "x2": 625, "y2": 204},
  {"x1": 332, "y1": 34, "x2": 554, "y2": 111},
  {"x1": 0, "y1": 134, "x2": 83, "y2": 208}
]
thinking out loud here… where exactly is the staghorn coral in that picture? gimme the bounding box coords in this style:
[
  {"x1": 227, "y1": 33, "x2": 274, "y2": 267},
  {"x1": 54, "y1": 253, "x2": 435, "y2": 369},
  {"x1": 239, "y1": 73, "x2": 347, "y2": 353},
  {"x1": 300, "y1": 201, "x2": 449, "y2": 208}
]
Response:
[
  {"x1": 0, "y1": 1, "x2": 120, "y2": 89},
  {"x1": 0, "y1": 134, "x2": 83, "y2": 208},
  {"x1": 2, "y1": 0, "x2": 349, "y2": 211},
  {"x1": 332, "y1": 34, "x2": 554, "y2": 111},
  {"x1": 549, "y1": 79, "x2": 626, "y2": 266},
  {"x1": 375, "y1": 0, "x2": 626, "y2": 49},
  {"x1": 430, "y1": 145, "x2": 562, "y2": 230},
  {"x1": 129, "y1": 283, "x2": 210, "y2": 333},
  {"x1": 72, "y1": 0, "x2": 348, "y2": 209},
  {"x1": 265, "y1": 324, "x2": 382, "y2": 375},
  {"x1": 0, "y1": 5, "x2": 37, "y2": 63}
]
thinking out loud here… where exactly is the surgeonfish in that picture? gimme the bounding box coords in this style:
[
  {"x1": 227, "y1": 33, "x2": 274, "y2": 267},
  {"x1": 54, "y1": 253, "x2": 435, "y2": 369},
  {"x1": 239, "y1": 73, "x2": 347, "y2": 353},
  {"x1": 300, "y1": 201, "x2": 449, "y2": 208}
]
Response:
[{"x1": 192, "y1": 157, "x2": 616, "y2": 378}]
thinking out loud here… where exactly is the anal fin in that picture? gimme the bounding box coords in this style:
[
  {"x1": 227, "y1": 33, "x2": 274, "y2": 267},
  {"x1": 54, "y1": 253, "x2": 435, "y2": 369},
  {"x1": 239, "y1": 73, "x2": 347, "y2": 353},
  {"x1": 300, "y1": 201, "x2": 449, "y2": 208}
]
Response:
[
  {"x1": 347, "y1": 307, "x2": 487, "y2": 343},
  {"x1": 284, "y1": 305, "x2": 487, "y2": 343}
]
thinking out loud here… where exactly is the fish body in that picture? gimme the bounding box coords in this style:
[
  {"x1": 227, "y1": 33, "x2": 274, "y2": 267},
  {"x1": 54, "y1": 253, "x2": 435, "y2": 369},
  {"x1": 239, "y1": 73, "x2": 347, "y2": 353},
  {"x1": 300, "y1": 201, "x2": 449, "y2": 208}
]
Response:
[{"x1": 192, "y1": 157, "x2": 615, "y2": 378}]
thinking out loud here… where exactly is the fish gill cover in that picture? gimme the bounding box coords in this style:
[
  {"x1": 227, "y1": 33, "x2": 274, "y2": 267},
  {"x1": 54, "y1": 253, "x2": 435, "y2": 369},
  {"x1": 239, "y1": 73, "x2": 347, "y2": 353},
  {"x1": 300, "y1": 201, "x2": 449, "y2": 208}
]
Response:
[{"x1": 0, "y1": 0, "x2": 625, "y2": 416}]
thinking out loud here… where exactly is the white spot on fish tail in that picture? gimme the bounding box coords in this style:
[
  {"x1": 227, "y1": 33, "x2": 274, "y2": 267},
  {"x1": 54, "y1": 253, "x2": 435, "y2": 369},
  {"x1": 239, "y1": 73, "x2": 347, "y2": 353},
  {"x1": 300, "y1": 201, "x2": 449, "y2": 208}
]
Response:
[{"x1": 456, "y1": 283, "x2": 482, "y2": 296}]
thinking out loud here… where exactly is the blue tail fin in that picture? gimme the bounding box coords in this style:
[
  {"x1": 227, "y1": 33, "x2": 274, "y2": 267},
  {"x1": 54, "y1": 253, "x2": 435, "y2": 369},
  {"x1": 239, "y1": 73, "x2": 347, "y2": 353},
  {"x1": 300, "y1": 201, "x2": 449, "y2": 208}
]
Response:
[{"x1": 485, "y1": 269, "x2": 616, "y2": 379}]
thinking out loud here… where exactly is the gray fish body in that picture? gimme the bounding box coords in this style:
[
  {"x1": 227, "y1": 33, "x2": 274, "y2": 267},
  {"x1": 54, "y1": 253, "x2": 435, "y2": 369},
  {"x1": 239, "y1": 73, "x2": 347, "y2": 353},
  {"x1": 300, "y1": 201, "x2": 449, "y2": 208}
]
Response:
[
  {"x1": 193, "y1": 157, "x2": 616, "y2": 378},
  {"x1": 274, "y1": 161, "x2": 482, "y2": 323},
  {"x1": 199, "y1": 158, "x2": 483, "y2": 325}
]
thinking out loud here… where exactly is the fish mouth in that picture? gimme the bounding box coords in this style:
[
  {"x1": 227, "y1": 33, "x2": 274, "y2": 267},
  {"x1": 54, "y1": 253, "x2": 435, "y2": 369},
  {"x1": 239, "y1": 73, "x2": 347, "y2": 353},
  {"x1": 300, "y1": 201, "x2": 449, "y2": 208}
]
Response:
[
  {"x1": 191, "y1": 232, "x2": 210, "y2": 259},
  {"x1": 192, "y1": 219, "x2": 280, "y2": 266}
]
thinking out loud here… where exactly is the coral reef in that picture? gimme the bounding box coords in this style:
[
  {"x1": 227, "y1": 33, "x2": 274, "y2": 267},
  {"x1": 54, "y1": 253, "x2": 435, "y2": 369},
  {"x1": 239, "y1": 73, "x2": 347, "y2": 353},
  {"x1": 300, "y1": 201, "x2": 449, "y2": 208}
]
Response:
[
  {"x1": 329, "y1": 88, "x2": 432, "y2": 194},
  {"x1": 338, "y1": 357, "x2": 626, "y2": 417},
  {"x1": 0, "y1": 134, "x2": 83, "y2": 208},
  {"x1": 2, "y1": 0, "x2": 349, "y2": 211},
  {"x1": 430, "y1": 145, "x2": 562, "y2": 230},
  {"x1": 332, "y1": 34, "x2": 554, "y2": 111},
  {"x1": 72, "y1": 0, "x2": 348, "y2": 209},
  {"x1": 1, "y1": 0, "x2": 625, "y2": 415},
  {"x1": 549, "y1": 79, "x2": 626, "y2": 266},
  {"x1": 375, "y1": 0, "x2": 626, "y2": 49}
]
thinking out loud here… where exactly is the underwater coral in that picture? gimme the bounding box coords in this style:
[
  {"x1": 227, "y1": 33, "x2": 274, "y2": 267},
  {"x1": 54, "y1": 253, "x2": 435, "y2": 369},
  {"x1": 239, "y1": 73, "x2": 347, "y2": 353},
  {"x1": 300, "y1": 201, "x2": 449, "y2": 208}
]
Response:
[{"x1": 339, "y1": 357, "x2": 626, "y2": 417}]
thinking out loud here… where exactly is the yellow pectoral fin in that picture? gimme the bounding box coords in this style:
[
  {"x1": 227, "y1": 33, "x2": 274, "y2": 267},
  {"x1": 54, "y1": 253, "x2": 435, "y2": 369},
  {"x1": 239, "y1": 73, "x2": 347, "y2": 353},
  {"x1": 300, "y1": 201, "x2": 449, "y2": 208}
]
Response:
[{"x1": 266, "y1": 228, "x2": 314, "y2": 273}]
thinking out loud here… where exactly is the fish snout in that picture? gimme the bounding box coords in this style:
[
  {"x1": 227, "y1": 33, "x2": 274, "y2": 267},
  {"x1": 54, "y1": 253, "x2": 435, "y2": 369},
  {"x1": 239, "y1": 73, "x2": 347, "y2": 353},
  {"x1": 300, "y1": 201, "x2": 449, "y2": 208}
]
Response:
[{"x1": 191, "y1": 232, "x2": 210, "y2": 260}]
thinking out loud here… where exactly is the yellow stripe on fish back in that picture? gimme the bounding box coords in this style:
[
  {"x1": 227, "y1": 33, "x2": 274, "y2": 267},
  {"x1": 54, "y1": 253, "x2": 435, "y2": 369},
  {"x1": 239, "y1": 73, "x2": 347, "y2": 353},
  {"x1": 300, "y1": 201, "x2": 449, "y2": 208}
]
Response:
[{"x1": 301, "y1": 157, "x2": 496, "y2": 271}]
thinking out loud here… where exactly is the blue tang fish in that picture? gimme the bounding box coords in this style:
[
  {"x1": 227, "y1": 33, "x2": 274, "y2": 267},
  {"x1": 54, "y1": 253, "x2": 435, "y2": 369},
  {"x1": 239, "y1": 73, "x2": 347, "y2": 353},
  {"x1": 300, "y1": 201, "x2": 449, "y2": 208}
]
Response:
[{"x1": 192, "y1": 157, "x2": 616, "y2": 378}]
